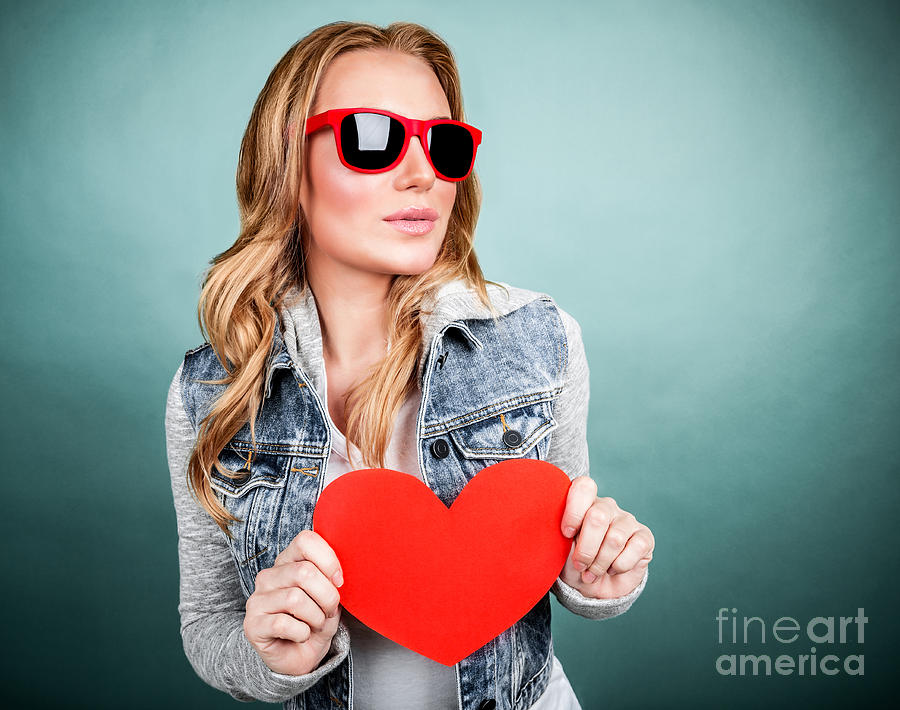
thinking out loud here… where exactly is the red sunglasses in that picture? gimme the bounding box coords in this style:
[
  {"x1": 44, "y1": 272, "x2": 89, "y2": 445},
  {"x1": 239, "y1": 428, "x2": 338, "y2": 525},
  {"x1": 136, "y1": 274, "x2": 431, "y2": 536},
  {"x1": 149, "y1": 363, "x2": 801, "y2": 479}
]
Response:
[{"x1": 304, "y1": 107, "x2": 482, "y2": 182}]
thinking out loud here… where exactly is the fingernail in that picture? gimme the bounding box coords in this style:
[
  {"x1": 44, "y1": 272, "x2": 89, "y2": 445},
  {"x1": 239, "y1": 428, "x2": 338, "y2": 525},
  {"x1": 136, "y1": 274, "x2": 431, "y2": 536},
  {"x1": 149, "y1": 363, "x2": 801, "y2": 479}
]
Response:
[
  {"x1": 333, "y1": 571, "x2": 344, "y2": 587},
  {"x1": 583, "y1": 571, "x2": 597, "y2": 583},
  {"x1": 563, "y1": 526, "x2": 576, "y2": 538}
]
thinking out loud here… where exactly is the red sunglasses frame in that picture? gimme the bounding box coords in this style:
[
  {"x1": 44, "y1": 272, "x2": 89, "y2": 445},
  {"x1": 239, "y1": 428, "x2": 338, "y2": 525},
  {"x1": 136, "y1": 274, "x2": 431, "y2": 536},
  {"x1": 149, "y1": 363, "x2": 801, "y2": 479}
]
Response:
[{"x1": 304, "y1": 107, "x2": 483, "y2": 182}]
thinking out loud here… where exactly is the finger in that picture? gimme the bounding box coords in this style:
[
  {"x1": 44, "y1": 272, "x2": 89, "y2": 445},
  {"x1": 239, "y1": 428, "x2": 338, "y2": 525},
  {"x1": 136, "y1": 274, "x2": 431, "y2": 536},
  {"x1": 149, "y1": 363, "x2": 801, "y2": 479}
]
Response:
[
  {"x1": 607, "y1": 527, "x2": 654, "y2": 575},
  {"x1": 250, "y1": 610, "x2": 313, "y2": 645},
  {"x1": 570, "y1": 499, "x2": 614, "y2": 571},
  {"x1": 257, "y1": 560, "x2": 342, "y2": 618},
  {"x1": 586, "y1": 514, "x2": 636, "y2": 580},
  {"x1": 560, "y1": 476, "x2": 598, "y2": 537},
  {"x1": 260, "y1": 584, "x2": 330, "y2": 631},
  {"x1": 272, "y1": 529, "x2": 343, "y2": 588}
]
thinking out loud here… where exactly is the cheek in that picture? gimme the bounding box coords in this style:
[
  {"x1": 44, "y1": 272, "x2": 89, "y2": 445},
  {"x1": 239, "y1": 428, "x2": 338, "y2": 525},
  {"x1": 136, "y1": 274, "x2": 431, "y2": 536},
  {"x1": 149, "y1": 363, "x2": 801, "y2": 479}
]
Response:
[
  {"x1": 304, "y1": 158, "x2": 382, "y2": 255},
  {"x1": 438, "y1": 181, "x2": 458, "y2": 215},
  {"x1": 309, "y1": 158, "x2": 375, "y2": 221}
]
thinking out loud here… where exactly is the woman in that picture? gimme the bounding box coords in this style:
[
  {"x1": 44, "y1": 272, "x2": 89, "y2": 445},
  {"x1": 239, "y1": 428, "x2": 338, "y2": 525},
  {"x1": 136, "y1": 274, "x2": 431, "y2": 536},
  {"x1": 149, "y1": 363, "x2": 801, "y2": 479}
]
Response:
[{"x1": 165, "y1": 20, "x2": 654, "y2": 710}]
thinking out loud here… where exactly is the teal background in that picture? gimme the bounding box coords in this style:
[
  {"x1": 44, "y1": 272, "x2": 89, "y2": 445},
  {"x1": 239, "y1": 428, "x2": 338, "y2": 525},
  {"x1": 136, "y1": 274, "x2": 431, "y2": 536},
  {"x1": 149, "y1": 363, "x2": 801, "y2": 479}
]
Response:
[{"x1": 2, "y1": 0, "x2": 897, "y2": 708}]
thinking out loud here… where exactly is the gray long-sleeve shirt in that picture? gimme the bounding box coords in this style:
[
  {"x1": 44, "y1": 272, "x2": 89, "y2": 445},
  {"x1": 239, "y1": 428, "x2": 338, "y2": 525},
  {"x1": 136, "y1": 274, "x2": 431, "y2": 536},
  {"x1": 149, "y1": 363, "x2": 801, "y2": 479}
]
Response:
[{"x1": 165, "y1": 279, "x2": 648, "y2": 704}]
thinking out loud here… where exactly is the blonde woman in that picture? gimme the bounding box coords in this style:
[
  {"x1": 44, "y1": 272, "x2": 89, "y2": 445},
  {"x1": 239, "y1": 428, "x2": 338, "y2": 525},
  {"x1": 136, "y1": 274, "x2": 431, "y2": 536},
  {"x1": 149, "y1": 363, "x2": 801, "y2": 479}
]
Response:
[{"x1": 165, "y1": 20, "x2": 653, "y2": 710}]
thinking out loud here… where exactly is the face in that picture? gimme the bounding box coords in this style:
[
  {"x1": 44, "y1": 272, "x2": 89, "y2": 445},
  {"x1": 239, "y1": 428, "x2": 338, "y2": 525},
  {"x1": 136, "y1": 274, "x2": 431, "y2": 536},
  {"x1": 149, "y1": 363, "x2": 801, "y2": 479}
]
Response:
[{"x1": 299, "y1": 49, "x2": 458, "y2": 284}]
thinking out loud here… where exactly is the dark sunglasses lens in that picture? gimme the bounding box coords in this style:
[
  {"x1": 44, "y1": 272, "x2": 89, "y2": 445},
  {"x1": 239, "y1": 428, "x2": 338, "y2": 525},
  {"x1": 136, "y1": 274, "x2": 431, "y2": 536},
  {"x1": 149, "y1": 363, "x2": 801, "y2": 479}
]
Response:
[
  {"x1": 427, "y1": 123, "x2": 475, "y2": 179},
  {"x1": 339, "y1": 112, "x2": 405, "y2": 170}
]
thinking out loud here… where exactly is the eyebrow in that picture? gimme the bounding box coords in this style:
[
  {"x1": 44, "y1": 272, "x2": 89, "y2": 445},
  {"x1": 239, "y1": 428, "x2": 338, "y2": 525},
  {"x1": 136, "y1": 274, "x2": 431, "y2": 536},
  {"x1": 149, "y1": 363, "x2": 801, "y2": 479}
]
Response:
[{"x1": 431, "y1": 114, "x2": 451, "y2": 120}]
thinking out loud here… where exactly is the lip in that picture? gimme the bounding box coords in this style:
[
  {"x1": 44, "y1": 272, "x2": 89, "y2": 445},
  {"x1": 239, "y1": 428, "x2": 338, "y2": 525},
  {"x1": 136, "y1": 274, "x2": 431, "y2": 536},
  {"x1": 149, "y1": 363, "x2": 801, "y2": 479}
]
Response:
[
  {"x1": 383, "y1": 206, "x2": 439, "y2": 222},
  {"x1": 384, "y1": 219, "x2": 436, "y2": 235}
]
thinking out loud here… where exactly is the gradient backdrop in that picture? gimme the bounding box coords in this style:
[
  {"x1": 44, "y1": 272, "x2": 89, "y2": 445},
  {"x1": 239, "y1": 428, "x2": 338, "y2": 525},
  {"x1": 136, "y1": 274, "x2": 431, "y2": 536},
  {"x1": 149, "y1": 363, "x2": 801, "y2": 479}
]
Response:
[{"x1": 2, "y1": 1, "x2": 898, "y2": 708}]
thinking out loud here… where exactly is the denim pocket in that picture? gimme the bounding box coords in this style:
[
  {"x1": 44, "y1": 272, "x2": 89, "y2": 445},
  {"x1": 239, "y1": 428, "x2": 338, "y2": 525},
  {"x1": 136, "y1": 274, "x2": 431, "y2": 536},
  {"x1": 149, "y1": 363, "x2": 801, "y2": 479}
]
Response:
[
  {"x1": 447, "y1": 400, "x2": 557, "y2": 461},
  {"x1": 209, "y1": 440, "x2": 290, "y2": 497}
]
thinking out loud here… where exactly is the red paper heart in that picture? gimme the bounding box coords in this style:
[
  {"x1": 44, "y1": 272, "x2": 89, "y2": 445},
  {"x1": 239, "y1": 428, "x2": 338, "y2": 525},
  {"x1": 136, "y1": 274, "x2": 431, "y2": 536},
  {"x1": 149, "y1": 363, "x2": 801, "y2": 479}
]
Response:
[{"x1": 312, "y1": 459, "x2": 572, "y2": 666}]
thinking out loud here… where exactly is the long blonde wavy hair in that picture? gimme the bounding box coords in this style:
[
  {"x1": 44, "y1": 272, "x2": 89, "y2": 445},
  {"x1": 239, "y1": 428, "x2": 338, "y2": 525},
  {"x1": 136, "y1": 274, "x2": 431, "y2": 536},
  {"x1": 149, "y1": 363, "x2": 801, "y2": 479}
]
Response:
[{"x1": 186, "y1": 21, "x2": 501, "y2": 537}]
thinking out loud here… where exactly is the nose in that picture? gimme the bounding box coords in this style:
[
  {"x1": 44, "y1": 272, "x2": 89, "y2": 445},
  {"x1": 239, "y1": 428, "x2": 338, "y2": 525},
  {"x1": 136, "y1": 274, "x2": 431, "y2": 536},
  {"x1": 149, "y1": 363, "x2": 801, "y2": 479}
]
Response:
[{"x1": 394, "y1": 134, "x2": 436, "y2": 189}]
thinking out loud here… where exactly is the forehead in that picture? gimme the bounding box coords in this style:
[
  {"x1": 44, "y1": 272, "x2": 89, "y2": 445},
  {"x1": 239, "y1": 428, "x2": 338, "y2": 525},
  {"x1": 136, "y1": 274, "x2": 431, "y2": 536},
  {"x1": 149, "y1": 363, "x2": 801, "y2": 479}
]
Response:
[{"x1": 313, "y1": 49, "x2": 451, "y2": 119}]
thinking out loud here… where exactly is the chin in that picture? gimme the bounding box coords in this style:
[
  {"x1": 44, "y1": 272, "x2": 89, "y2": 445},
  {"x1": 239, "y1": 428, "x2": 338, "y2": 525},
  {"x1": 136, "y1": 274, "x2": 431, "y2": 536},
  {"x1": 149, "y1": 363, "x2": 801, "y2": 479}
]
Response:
[
  {"x1": 384, "y1": 256, "x2": 439, "y2": 277},
  {"x1": 377, "y1": 241, "x2": 444, "y2": 276}
]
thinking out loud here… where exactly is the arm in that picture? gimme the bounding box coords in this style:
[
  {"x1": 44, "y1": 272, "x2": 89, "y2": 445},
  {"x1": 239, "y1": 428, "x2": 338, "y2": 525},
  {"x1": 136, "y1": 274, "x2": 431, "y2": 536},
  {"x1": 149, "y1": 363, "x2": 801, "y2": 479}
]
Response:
[
  {"x1": 544, "y1": 308, "x2": 649, "y2": 620},
  {"x1": 165, "y1": 362, "x2": 350, "y2": 702}
]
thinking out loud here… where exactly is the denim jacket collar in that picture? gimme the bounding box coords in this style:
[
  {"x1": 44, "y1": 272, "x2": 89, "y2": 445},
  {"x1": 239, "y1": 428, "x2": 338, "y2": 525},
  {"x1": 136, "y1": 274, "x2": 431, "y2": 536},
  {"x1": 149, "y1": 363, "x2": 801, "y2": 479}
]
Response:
[{"x1": 264, "y1": 278, "x2": 550, "y2": 400}]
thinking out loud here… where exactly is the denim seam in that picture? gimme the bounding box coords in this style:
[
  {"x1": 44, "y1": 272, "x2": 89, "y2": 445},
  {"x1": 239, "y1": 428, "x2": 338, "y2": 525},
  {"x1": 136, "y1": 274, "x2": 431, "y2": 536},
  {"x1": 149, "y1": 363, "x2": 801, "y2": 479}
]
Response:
[
  {"x1": 514, "y1": 634, "x2": 553, "y2": 706},
  {"x1": 510, "y1": 621, "x2": 518, "y2": 708},
  {"x1": 423, "y1": 390, "x2": 562, "y2": 435},
  {"x1": 445, "y1": 321, "x2": 485, "y2": 350},
  {"x1": 227, "y1": 439, "x2": 329, "y2": 456},
  {"x1": 210, "y1": 477, "x2": 286, "y2": 498},
  {"x1": 184, "y1": 342, "x2": 211, "y2": 357}
]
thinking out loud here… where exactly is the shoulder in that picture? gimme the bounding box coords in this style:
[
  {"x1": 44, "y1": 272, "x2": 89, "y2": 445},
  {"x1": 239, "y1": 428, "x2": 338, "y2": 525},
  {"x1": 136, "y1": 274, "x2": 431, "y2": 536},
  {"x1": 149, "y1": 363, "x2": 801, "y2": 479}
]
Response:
[
  {"x1": 433, "y1": 277, "x2": 570, "y2": 322},
  {"x1": 176, "y1": 341, "x2": 230, "y2": 427},
  {"x1": 180, "y1": 341, "x2": 226, "y2": 380},
  {"x1": 435, "y1": 277, "x2": 583, "y2": 350},
  {"x1": 484, "y1": 280, "x2": 582, "y2": 346},
  {"x1": 480, "y1": 281, "x2": 585, "y2": 376},
  {"x1": 185, "y1": 341, "x2": 212, "y2": 357},
  {"x1": 503, "y1": 281, "x2": 580, "y2": 335}
]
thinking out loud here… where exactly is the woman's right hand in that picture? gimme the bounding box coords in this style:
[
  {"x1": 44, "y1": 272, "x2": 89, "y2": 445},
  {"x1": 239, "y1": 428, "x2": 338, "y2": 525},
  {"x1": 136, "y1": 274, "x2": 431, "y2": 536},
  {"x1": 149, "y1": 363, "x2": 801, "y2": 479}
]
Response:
[{"x1": 243, "y1": 529, "x2": 344, "y2": 676}]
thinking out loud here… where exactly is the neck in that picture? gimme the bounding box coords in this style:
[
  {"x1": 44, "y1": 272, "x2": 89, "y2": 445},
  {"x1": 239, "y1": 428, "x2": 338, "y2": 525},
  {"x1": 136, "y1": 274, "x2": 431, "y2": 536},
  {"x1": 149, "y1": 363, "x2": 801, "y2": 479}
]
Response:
[{"x1": 306, "y1": 261, "x2": 392, "y2": 368}]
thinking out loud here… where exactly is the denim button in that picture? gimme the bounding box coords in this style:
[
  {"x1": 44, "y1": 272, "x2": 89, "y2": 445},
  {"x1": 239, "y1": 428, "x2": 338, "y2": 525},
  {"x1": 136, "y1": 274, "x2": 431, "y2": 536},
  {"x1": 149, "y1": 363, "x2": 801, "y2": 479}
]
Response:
[
  {"x1": 502, "y1": 429, "x2": 522, "y2": 447},
  {"x1": 478, "y1": 701, "x2": 496, "y2": 710},
  {"x1": 430, "y1": 439, "x2": 450, "y2": 459}
]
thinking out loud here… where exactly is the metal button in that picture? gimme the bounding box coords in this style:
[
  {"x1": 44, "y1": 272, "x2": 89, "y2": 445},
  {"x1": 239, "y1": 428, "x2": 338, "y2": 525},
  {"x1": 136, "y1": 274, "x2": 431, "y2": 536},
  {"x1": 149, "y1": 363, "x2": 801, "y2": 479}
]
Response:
[
  {"x1": 478, "y1": 700, "x2": 497, "y2": 710},
  {"x1": 430, "y1": 439, "x2": 450, "y2": 459},
  {"x1": 502, "y1": 429, "x2": 522, "y2": 447}
]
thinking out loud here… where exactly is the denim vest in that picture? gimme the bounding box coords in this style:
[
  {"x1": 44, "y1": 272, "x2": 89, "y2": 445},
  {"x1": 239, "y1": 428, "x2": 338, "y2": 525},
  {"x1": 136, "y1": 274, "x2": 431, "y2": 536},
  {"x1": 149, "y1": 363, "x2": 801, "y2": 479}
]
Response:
[{"x1": 179, "y1": 289, "x2": 569, "y2": 710}]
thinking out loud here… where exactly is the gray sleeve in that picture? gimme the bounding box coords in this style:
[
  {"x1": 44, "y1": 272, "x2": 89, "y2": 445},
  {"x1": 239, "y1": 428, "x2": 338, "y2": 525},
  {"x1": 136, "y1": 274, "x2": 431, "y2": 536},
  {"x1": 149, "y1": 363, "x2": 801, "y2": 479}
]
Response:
[
  {"x1": 545, "y1": 308, "x2": 649, "y2": 620},
  {"x1": 165, "y1": 361, "x2": 350, "y2": 703}
]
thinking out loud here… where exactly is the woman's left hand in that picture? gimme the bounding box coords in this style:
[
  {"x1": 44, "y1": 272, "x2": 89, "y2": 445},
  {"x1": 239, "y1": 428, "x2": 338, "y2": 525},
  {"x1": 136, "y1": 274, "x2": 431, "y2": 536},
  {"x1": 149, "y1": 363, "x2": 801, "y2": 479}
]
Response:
[{"x1": 558, "y1": 475, "x2": 654, "y2": 599}]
